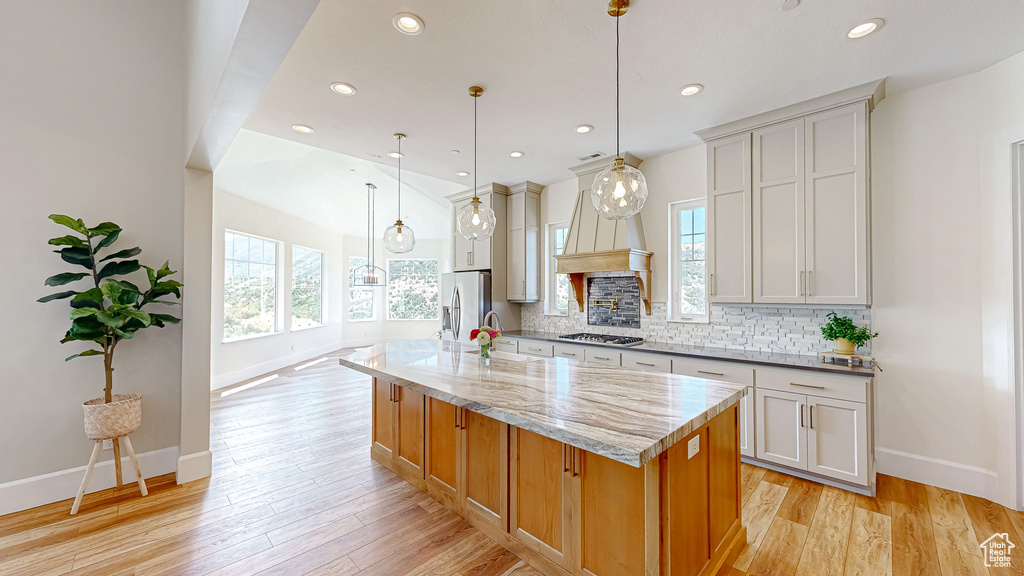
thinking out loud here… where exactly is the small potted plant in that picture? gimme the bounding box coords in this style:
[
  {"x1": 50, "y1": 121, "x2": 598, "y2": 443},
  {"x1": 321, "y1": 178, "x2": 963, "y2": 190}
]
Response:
[
  {"x1": 470, "y1": 325, "x2": 501, "y2": 360},
  {"x1": 38, "y1": 215, "x2": 183, "y2": 446},
  {"x1": 820, "y1": 312, "x2": 878, "y2": 355}
]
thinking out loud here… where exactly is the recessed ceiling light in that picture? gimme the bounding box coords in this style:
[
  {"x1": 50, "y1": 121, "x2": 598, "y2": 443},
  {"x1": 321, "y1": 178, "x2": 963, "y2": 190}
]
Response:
[
  {"x1": 848, "y1": 19, "x2": 883, "y2": 38},
  {"x1": 457, "y1": 171, "x2": 470, "y2": 177},
  {"x1": 680, "y1": 84, "x2": 704, "y2": 96},
  {"x1": 330, "y1": 82, "x2": 356, "y2": 95},
  {"x1": 575, "y1": 124, "x2": 593, "y2": 134},
  {"x1": 388, "y1": 151, "x2": 404, "y2": 159},
  {"x1": 393, "y1": 13, "x2": 424, "y2": 35},
  {"x1": 292, "y1": 124, "x2": 314, "y2": 134},
  {"x1": 510, "y1": 151, "x2": 524, "y2": 158}
]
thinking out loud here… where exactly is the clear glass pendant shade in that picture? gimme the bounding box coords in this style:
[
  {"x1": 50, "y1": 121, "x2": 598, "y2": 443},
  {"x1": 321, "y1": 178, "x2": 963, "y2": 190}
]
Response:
[
  {"x1": 456, "y1": 198, "x2": 496, "y2": 240},
  {"x1": 383, "y1": 221, "x2": 415, "y2": 253},
  {"x1": 591, "y1": 157, "x2": 648, "y2": 219}
]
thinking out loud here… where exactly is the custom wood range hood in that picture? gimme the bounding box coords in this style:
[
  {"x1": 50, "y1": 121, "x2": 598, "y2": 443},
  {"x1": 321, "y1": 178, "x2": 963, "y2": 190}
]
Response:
[{"x1": 555, "y1": 153, "x2": 653, "y2": 315}]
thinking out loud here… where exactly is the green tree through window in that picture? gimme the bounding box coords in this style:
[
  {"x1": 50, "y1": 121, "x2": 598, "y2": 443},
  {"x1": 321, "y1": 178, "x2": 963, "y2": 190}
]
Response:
[
  {"x1": 292, "y1": 246, "x2": 323, "y2": 329},
  {"x1": 677, "y1": 206, "x2": 706, "y2": 315},
  {"x1": 387, "y1": 259, "x2": 439, "y2": 320},
  {"x1": 224, "y1": 231, "x2": 277, "y2": 339}
]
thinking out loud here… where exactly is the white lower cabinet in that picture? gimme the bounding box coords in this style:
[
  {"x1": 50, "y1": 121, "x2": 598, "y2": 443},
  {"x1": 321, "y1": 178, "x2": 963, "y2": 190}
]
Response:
[
  {"x1": 552, "y1": 343, "x2": 585, "y2": 360},
  {"x1": 583, "y1": 348, "x2": 621, "y2": 366},
  {"x1": 740, "y1": 386, "x2": 754, "y2": 458},
  {"x1": 621, "y1": 351, "x2": 672, "y2": 373},
  {"x1": 755, "y1": 388, "x2": 807, "y2": 470},
  {"x1": 492, "y1": 338, "x2": 519, "y2": 354},
  {"x1": 519, "y1": 342, "x2": 554, "y2": 358}
]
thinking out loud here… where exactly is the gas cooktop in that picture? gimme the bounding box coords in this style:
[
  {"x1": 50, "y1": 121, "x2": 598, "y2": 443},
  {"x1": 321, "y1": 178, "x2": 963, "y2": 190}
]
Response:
[{"x1": 558, "y1": 333, "x2": 645, "y2": 347}]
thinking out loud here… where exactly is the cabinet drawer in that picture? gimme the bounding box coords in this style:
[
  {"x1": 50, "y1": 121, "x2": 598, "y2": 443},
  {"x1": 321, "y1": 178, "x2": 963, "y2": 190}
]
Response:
[
  {"x1": 519, "y1": 342, "x2": 554, "y2": 358},
  {"x1": 621, "y1": 351, "x2": 672, "y2": 373},
  {"x1": 492, "y1": 338, "x2": 518, "y2": 354},
  {"x1": 553, "y1": 343, "x2": 585, "y2": 360},
  {"x1": 672, "y1": 358, "x2": 754, "y2": 387},
  {"x1": 755, "y1": 367, "x2": 868, "y2": 403},
  {"x1": 584, "y1": 348, "x2": 621, "y2": 367}
]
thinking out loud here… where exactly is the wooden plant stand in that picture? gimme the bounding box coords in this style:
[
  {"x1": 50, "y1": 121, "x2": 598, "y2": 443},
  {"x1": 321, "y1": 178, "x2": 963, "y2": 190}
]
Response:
[
  {"x1": 819, "y1": 351, "x2": 877, "y2": 369},
  {"x1": 71, "y1": 435, "x2": 148, "y2": 515}
]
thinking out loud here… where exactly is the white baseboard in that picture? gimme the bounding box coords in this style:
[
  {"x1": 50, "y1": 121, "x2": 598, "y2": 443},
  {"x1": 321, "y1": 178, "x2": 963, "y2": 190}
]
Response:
[
  {"x1": 876, "y1": 447, "x2": 1001, "y2": 503},
  {"x1": 211, "y1": 340, "x2": 347, "y2": 390},
  {"x1": 0, "y1": 445, "x2": 179, "y2": 516},
  {"x1": 176, "y1": 450, "x2": 213, "y2": 484}
]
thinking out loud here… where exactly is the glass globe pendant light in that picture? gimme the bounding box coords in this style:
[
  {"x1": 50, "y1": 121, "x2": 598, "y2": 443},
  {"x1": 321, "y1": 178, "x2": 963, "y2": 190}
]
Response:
[
  {"x1": 591, "y1": 0, "x2": 648, "y2": 220},
  {"x1": 456, "y1": 86, "x2": 497, "y2": 240},
  {"x1": 383, "y1": 133, "x2": 416, "y2": 253}
]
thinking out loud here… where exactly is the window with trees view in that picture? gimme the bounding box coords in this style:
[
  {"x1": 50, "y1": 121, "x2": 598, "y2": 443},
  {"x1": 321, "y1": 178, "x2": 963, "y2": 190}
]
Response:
[
  {"x1": 291, "y1": 246, "x2": 323, "y2": 329},
  {"x1": 671, "y1": 201, "x2": 708, "y2": 321},
  {"x1": 548, "y1": 223, "x2": 569, "y2": 314},
  {"x1": 348, "y1": 256, "x2": 375, "y2": 321},
  {"x1": 224, "y1": 231, "x2": 278, "y2": 339},
  {"x1": 387, "y1": 259, "x2": 439, "y2": 320}
]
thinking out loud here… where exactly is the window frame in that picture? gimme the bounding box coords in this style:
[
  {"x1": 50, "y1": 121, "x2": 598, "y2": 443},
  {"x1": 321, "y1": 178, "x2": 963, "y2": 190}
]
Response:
[
  {"x1": 347, "y1": 255, "x2": 377, "y2": 323},
  {"x1": 386, "y1": 258, "x2": 441, "y2": 322},
  {"x1": 223, "y1": 229, "x2": 282, "y2": 342},
  {"x1": 668, "y1": 199, "x2": 710, "y2": 324},
  {"x1": 546, "y1": 221, "x2": 570, "y2": 316},
  {"x1": 290, "y1": 244, "x2": 325, "y2": 331}
]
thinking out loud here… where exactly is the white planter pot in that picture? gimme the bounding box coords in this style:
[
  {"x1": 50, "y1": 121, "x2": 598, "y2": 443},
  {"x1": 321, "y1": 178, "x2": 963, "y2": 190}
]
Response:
[{"x1": 82, "y1": 393, "x2": 142, "y2": 439}]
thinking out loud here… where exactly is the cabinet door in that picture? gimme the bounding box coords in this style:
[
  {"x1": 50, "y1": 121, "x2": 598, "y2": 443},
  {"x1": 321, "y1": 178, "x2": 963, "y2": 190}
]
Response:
[
  {"x1": 707, "y1": 133, "x2": 752, "y2": 303},
  {"x1": 740, "y1": 386, "x2": 755, "y2": 458},
  {"x1": 472, "y1": 194, "x2": 493, "y2": 271},
  {"x1": 371, "y1": 378, "x2": 395, "y2": 459},
  {"x1": 804, "y1": 102, "x2": 869, "y2": 305},
  {"x1": 394, "y1": 385, "x2": 425, "y2": 478},
  {"x1": 507, "y1": 227, "x2": 526, "y2": 300},
  {"x1": 577, "y1": 449, "x2": 646, "y2": 576},
  {"x1": 807, "y1": 397, "x2": 868, "y2": 486},
  {"x1": 753, "y1": 119, "x2": 806, "y2": 303},
  {"x1": 464, "y1": 410, "x2": 508, "y2": 531},
  {"x1": 755, "y1": 388, "x2": 807, "y2": 470},
  {"x1": 426, "y1": 398, "x2": 459, "y2": 498},
  {"x1": 511, "y1": 428, "x2": 572, "y2": 570},
  {"x1": 452, "y1": 198, "x2": 474, "y2": 272}
]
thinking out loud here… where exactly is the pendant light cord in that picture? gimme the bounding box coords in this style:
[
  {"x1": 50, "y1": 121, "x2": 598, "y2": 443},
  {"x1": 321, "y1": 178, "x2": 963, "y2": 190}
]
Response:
[
  {"x1": 616, "y1": 11, "x2": 620, "y2": 158},
  {"x1": 473, "y1": 93, "x2": 478, "y2": 199},
  {"x1": 397, "y1": 137, "x2": 402, "y2": 217}
]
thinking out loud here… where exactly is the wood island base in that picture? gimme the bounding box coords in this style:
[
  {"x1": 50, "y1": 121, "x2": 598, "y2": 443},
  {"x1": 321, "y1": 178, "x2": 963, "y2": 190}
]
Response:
[{"x1": 370, "y1": 378, "x2": 746, "y2": 576}]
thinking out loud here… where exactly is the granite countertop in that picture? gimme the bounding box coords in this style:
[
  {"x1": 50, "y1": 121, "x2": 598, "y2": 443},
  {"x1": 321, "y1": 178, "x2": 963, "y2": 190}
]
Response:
[
  {"x1": 504, "y1": 330, "x2": 876, "y2": 377},
  {"x1": 338, "y1": 339, "x2": 745, "y2": 468}
]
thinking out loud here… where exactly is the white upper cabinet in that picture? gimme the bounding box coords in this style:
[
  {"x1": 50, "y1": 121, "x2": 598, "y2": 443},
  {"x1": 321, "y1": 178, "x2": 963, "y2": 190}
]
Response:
[
  {"x1": 707, "y1": 133, "x2": 752, "y2": 303},
  {"x1": 506, "y1": 182, "x2": 542, "y2": 302},
  {"x1": 448, "y1": 185, "x2": 509, "y2": 273}
]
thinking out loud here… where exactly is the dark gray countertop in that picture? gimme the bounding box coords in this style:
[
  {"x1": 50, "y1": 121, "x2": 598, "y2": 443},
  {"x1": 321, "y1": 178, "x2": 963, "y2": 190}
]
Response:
[{"x1": 503, "y1": 330, "x2": 876, "y2": 377}]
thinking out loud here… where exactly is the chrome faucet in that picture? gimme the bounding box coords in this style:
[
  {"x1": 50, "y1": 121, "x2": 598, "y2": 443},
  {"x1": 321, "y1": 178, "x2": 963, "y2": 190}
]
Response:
[{"x1": 482, "y1": 310, "x2": 504, "y2": 332}]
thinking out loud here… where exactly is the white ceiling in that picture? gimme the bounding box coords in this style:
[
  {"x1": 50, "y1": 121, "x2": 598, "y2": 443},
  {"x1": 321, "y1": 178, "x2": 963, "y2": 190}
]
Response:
[
  {"x1": 241, "y1": 0, "x2": 1024, "y2": 187},
  {"x1": 214, "y1": 129, "x2": 460, "y2": 239}
]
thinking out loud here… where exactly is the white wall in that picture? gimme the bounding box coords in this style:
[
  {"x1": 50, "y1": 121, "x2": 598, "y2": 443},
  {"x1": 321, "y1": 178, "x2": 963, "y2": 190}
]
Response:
[
  {"x1": 0, "y1": 1, "x2": 185, "y2": 490},
  {"x1": 211, "y1": 190, "x2": 347, "y2": 388}
]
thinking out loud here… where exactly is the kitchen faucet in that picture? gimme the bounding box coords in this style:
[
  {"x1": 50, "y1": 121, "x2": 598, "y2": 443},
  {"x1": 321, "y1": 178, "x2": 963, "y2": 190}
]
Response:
[{"x1": 482, "y1": 311, "x2": 503, "y2": 332}]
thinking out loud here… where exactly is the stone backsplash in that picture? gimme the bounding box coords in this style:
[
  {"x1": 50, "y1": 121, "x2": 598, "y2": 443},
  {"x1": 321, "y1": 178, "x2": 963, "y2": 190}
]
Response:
[
  {"x1": 521, "y1": 300, "x2": 873, "y2": 356},
  {"x1": 587, "y1": 276, "x2": 641, "y2": 329}
]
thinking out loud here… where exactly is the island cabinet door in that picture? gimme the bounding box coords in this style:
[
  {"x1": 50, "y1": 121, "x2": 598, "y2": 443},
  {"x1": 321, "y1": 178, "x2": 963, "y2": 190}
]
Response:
[
  {"x1": 425, "y1": 398, "x2": 460, "y2": 500},
  {"x1": 463, "y1": 409, "x2": 509, "y2": 531},
  {"x1": 665, "y1": 426, "x2": 711, "y2": 576},
  {"x1": 510, "y1": 427, "x2": 573, "y2": 570},
  {"x1": 575, "y1": 449, "x2": 650, "y2": 576},
  {"x1": 371, "y1": 378, "x2": 396, "y2": 459},
  {"x1": 394, "y1": 385, "x2": 425, "y2": 478}
]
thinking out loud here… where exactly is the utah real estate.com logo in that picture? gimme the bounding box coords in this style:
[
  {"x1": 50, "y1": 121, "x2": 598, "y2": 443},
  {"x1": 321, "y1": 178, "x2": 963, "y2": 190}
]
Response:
[{"x1": 981, "y1": 533, "x2": 1015, "y2": 568}]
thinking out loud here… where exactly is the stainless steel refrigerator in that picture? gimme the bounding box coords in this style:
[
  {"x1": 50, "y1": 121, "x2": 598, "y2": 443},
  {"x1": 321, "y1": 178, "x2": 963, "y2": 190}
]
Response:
[{"x1": 441, "y1": 272, "x2": 491, "y2": 344}]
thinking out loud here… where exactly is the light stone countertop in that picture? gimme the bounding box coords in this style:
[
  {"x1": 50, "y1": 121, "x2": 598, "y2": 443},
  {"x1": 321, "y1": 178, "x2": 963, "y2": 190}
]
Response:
[{"x1": 338, "y1": 339, "x2": 745, "y2": 468}]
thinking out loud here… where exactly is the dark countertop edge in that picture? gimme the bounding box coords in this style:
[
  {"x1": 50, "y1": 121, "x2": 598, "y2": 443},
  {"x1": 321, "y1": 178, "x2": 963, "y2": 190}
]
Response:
[
  {"x1": 503, "y1": 330, "x2": 876, "y2": 377},
  {"x1": 339, "y1": 357, "x2": 745, "y2": 468}
]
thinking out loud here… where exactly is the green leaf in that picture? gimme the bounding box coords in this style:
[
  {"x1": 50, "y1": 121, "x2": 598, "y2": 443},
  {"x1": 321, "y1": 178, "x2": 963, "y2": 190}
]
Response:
[
  {"x1": 124, "y1": 309, "x2": 151, "y2": 326},
  {"x1": 57, "y1": 247, "x2": 94, "y2": 269},
  {"x1": 155, "y1": 261, "x2": 177, "y2": 280},
  {"x1": 37, "y1": 290, "x2": 77, "y2": 303},
  {"x1": 70, "y1": 315, "x2": 106, "y2": 339},
  {"x1": 70, "y1": 307, "x2": 100, "y2": 320},
  {"x1": 71, "y1": 288, "x2": 103, "y2": 309},
  {"x1": 44, "y1": 272, "x2": 89, "y2": 287},
  {"x1": 48, "y1": 214, "x2": 87, "y2": 234},
  {"x1": 95, "y1": 228, "x2": 121, "y2": 249},
  {"x1": 115, "y1": 328, "x2": 135, "y2": 340},
  {"x1": 99, "y1": 247, "x2": 140, "y2": 262},
  {"x1": 88, "y1": 222, "x2": 121, "y2": 237},
  {"x1": 65, "y1": 350, "x2": 104, "y2": 362},
  {"x1": 143, "y1": 265, "x2": 157, "y2": 286},
  {"x1": 149, "y1": 313, "x2": 182, "y2": 327},
  {"x1": 95, "y1": 310, "x2": 126, "y2": 328},
  {"x1": 97, "y1": 259, "x2": 140, "y2": 281},
  {"x1": 100, "y1": 280, "x2": 122, "y2": 302},
  {"x1": 48, "y1": 235, "x2": 86, "y2": 248}
]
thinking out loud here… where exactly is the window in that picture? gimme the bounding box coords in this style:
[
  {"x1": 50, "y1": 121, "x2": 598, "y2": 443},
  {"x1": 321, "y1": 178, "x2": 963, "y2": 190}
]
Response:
[
  {"x1": 670, "y1": 201, "x2": 708, "y2": 321},
  {"x1": 387, "y1": 259, "x2": 440, "y2": 320},
  {"x1": 291, "y1": 246, "x2": 323, "y2": 329},
  {"x1": 547, "y1": 222, "x2": 570, "y2": 314},
  {"x1": 224, "y1": 231, "x2": 278, "y2": 340},
  {"x1": 348, "y1": 256, "x2": 375, "y2": 322}
]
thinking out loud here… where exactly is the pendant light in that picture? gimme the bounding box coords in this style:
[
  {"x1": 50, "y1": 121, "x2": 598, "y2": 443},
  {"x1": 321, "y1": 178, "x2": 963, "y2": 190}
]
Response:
[
  {"x1": 591, "y1": 0, "x2": 648, "y2": 220},
  {"x1": 351, "y1": 183, "x2": 386, "y2": 287},
  {"x1": 456, "y1": 86, "x2": 496, "y2": 240},
  {"x1": 384, "y1": 133, "x2": 416, "y2": 253}
]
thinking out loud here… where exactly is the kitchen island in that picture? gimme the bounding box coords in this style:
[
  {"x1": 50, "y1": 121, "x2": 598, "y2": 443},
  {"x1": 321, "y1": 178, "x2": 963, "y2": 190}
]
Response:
[{"x1": 339, "y1": 339, "x2": 747, "y2": 576}]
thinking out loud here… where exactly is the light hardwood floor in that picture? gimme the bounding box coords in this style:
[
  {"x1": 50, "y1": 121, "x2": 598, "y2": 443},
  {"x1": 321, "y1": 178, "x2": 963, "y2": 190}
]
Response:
[{"x1": 1, "y1": 350, "x2": 1021, "y2": 575}]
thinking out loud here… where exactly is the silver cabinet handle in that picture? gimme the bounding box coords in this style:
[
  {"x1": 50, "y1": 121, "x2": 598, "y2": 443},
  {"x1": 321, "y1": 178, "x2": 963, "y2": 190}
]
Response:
[
  {"x1": 790, "y1": 382, "x2": 826, "y2": 390},
  {"x1": 710, "y1": 273, "x2": 715, "y2": 296},
  {"x1": 810, "y1": 405, "x2": 814, "y2": 429},
  {"x1": 800, "y1": 271, "x2": 805, "y2": 296},
  {"x1": 593, "y1": 356, "x2": 610, "y2": 360},
  {"x1": 697, "y1": 370, "x2": 724, "y2": 376},
  {"x1": 528, "y1": 347, "x2": 543, "y2": 352},
  {"x1": 636, "y1": 361, "x2": 655, "y2": 367},
  {"x1": 800, "y1": 404, "x2": 805, "y2": 427},
  {"x1": 562, "y1": 352, "x2": 577, "y2": 356},
  {"x1": 808, "y1": 270, "x2": 815, "y2": 297}
]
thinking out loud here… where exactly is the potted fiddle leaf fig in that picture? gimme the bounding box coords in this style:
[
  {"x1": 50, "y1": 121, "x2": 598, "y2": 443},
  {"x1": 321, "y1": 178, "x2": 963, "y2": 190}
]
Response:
[
  {"x1": 820, "y1": 312, "x2": 878, "y2": 356},
  {"x1": 38, "y1": 215, "x2": 183, "y2": 441}
]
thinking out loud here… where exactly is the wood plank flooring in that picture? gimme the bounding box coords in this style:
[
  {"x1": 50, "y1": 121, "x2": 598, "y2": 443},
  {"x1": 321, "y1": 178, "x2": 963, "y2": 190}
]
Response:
[{"x1": 1, "y1": 348, "x2": 1022, "y2": 575}]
